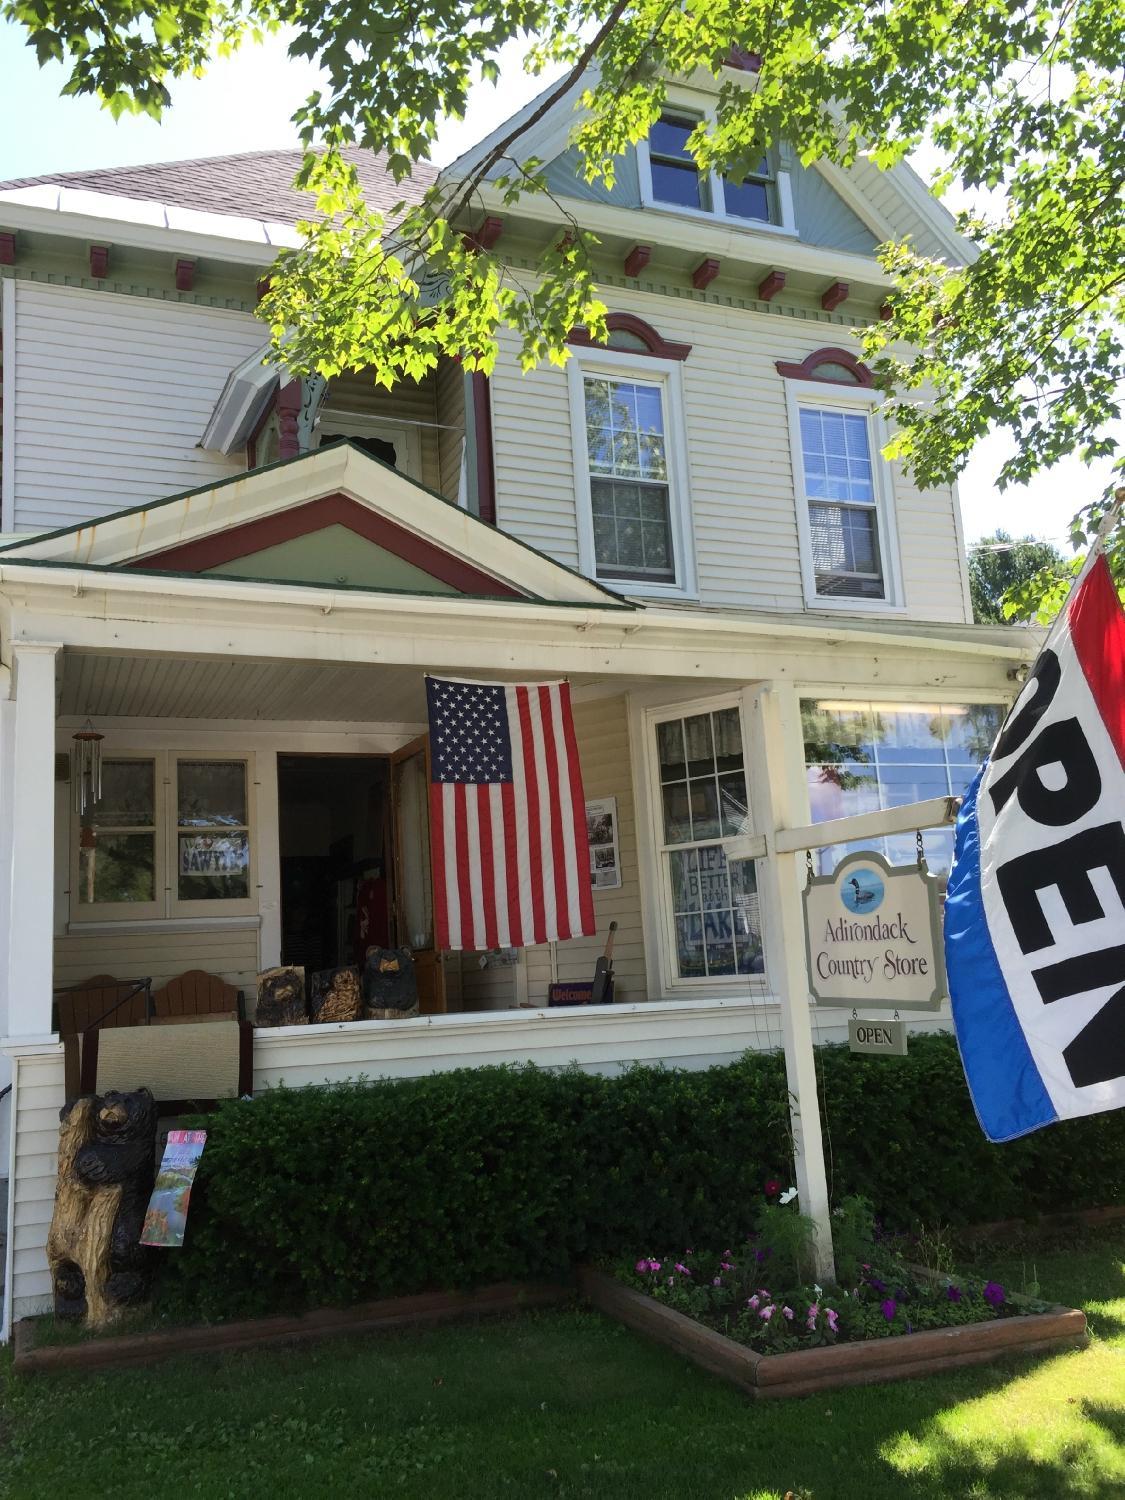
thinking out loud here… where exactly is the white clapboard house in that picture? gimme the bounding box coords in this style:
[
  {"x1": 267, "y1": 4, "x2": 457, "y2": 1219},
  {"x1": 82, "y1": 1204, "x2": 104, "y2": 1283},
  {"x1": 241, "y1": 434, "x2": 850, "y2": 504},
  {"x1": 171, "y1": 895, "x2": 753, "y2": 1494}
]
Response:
[{"x1": 0, "y1": 67, "x2": 1035, "y2": 1326}]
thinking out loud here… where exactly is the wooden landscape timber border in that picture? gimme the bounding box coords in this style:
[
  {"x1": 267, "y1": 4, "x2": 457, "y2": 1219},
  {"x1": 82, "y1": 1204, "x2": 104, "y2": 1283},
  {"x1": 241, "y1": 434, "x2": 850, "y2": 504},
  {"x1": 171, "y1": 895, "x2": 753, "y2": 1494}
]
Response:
[
  {"x1": 13, "y1": 1281, "x2": 571, "y2": 1375},
  {"x1": 577, "y1": 1268, "x2": 1087, "y2": 1400}
]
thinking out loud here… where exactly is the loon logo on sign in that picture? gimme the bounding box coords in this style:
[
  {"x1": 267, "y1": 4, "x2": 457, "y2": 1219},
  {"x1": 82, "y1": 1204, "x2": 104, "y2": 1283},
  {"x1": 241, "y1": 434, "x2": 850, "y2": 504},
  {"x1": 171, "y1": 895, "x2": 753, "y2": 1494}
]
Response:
[{"x1": 945, "y1": 552, "x2": 1125, "y2": 1143}]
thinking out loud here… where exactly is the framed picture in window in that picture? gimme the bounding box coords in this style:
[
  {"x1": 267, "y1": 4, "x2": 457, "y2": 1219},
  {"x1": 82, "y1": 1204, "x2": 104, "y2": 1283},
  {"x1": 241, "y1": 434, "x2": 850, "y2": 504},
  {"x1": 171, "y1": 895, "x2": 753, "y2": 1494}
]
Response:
[{"x1": 586, "y1": 796, "x2": 622, "y2": 889}]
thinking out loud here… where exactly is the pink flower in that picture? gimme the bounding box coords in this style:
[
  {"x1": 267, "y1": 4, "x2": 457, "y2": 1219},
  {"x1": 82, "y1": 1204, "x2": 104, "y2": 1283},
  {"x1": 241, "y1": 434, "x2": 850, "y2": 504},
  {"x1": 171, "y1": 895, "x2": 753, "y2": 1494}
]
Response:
[
  {"x1": 760, "y1": 1305, "x2": 775, "y2": 1321},
  {"x1": 826, "y1": 1308, "x2": 839, "y2": 1333},
  {"x1": 757, "y1": 1289, "x2": 771, "y2": 1299},
  {"x1": 747, "y1": 1295, "x2": 760, "y2": 1310},
  {"x1": 783, "y1": 1306, "x2": 794, "y2": 1320},
  {"x1": 674, "y1": 1262, "x2": 691, "y2": 1276},
  {"x1": 806, "y1": 1304, "x2": 819, "y2": 1330},
  {"x1": 720, "y1": 1261, "x2": 735, "y2": 1272},
  {"x1": 712, "y1": 1277, "x2": 723, "y2": 1286},
  {"x1": 649, "y1": 1260, "x2": 661, "y2": 1273},
  {"x1": 765, "y1": 1178, "x2": 781, "y2": 1197},
  {"x1": 635, "y1": 1259, "x2": 649, "y2": 1273}
]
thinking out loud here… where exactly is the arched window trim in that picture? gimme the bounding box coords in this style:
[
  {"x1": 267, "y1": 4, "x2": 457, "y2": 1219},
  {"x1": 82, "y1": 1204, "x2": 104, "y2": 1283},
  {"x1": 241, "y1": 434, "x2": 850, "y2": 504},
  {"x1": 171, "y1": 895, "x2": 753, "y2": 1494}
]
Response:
[
  {"x1": 774, "y1": 346, "x2": 875, "y2": 387},
  {"x1": 568, "y1": 312, "x2": 692, "y2": 362}
]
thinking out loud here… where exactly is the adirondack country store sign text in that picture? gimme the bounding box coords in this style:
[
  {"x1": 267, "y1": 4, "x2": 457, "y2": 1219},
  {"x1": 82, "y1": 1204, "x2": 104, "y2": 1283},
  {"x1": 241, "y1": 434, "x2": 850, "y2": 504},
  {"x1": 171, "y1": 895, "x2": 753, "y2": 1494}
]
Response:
[{"x1": 804, "y1": 851, "x2": 948, "y2": 1011}]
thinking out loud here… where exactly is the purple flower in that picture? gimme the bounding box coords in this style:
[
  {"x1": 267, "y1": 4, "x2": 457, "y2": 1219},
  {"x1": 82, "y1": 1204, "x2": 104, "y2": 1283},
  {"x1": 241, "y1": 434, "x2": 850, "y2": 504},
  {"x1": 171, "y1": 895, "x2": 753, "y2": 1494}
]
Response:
[
  {"x1": 881, "y1": 1298, "x2": 897, "y2": 1322},
  {"x1": 984, "y1": 1281, "x2": 1005, "y2": 1308},
  {"x1": 712, "y1": 1277, "x2": 723, "y2": 1286},
  {"x1": 826, "y1": 1308, "x2": 839, "y2": 1333},
  {"x1": 782, "y1": 1306, "x2": 794, "y2": 1320},
  {"x1": 747, "y1": 1294, "x2": 760, "y2": 1310},
  {"x1": 674, "y1": 1262, "x2": 692, "y2": 1276},
  {"x1": 946, "y1": 1284, "x2": 962, "y2": 1303},
  {"x1": 868, "y1": 1276, "x2": 887, "y2": 1294},
  {"x1": 760, "y1": 1305, "x2": 774, "y2": 1321},
  {"x1": 755, "y1": 1248, "x2": 771, "y2": 1264}
]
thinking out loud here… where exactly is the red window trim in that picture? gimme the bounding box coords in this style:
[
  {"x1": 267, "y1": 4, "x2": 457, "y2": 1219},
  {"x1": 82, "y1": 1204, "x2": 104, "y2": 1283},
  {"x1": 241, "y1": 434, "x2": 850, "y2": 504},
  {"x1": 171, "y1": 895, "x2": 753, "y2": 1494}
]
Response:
[
  {"x1": 567, "y1": 312, "x2": 692, "y2": 362},
  {"x1": 774, "y1": 346, "x2": 874, "y2": 387},
  {"x1": 131, "y1": 492, "x2": 522, "y2": 598}
]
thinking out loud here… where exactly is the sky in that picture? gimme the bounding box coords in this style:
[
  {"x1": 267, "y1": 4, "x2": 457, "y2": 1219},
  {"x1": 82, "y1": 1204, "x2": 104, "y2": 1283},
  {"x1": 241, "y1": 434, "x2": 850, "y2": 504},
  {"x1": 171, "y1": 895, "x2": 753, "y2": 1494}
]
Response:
[{"x1": 0, "y1": 21, "x2": 1111, "y2": 549}]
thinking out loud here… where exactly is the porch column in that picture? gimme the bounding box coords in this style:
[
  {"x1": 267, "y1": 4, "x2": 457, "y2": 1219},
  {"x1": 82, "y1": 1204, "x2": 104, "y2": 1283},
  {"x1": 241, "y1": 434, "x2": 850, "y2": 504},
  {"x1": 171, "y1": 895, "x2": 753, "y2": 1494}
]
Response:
[
  {"x1": 5, "y1": 644, "x2": 59, "y2": 1038},
  {"x1": 744, "y1": 682, "x2": 835, "y2": 1281}
]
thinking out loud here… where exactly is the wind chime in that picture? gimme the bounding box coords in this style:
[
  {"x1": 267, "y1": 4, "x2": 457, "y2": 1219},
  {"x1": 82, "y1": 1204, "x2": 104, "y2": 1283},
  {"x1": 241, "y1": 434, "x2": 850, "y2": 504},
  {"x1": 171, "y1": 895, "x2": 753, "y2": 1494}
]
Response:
[{"x1": 72, "y1": 721, "x2": 104, "y2": 905}]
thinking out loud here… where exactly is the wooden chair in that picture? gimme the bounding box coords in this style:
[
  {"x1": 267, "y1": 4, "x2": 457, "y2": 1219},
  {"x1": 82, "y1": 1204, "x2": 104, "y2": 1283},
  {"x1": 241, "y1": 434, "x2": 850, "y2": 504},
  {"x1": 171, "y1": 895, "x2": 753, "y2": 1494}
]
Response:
[
  {"x1": 55, "y1": 975, "x2": 152, "y2": 1101},
  {"x1": 152, "y1": 969, "x2": 241, "y2": 1021}
]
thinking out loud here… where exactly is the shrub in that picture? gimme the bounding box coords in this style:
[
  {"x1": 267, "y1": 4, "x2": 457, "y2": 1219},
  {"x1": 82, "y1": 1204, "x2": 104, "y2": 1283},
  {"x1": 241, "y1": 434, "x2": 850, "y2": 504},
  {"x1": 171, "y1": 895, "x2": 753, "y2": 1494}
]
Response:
[{"x1": 159, "y1": 1034, "x2": 1125, "y2": 1319}]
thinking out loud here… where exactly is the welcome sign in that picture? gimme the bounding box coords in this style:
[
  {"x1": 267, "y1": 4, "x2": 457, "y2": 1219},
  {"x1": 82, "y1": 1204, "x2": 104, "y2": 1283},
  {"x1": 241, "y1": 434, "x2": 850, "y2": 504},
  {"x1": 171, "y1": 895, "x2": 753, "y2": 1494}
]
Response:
[{"x1": 804, "y1": 850, "x2": 947, "y2": 1010}]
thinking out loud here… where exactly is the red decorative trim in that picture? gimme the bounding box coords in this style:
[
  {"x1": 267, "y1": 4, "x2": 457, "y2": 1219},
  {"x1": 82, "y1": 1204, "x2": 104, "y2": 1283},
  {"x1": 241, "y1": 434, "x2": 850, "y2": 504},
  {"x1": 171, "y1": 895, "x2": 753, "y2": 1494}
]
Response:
[
  {"x1": 692, "y1": 257, "x2": 720, "y2": 291},
  {"x1": 567, "y1": 312, "x2": 692, "y2": 361},
  {"x1": 89, "y1": 244, "x2": 110, "y2": 279},
  {"x1": 277, "y1": 380, "x2": 302, "y2": 460},
  {"x1": 623, "y1": 244, "x2": 651, "y2": 278},
  {"x1": 725, "y1": 47, "x2": 763, "y2": 72},
  {"x1": 471, "y1": 371, "x2": 497, "y2": 526},
  {"x1": 0, "y1": 232, "x2": 15, "y2": 266},
  {"x1": 464, "y1": 215, "x2": 503, "y2": 253},
  {"x1": 133, "y1": 492, "x2": 522, "y2": 597},
  {"x1": 774, "y1": 346, "x2": 875, "y2": 387},
  {"x1": 820, "y1": 280, "x2": 850, "y2": 312},
  {"x1": 174, "y1": 258, "x2": 196, "y2": 292},
  {"x1": 758, "y1": 269, "x2": 786, "y2": 302},
  {"x1": 879, "y1": 301, "x2": 894, "y2": 322},
  {"x1": 256, "y1": 276, "x2": 272, "y2": 303}
]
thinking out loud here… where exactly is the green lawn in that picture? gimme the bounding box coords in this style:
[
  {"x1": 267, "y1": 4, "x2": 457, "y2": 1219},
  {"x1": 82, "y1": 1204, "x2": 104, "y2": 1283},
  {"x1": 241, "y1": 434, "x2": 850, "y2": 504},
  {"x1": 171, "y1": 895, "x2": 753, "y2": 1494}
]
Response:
[{"x1": 3, "y1": 1226, "x2": 1124, "y2": 1500}]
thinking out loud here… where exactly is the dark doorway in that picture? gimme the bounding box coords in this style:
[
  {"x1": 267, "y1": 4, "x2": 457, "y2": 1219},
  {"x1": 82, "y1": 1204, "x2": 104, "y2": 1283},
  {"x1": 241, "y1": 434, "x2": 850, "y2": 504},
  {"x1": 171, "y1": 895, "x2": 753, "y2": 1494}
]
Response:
[{"x1": 277, "y1": 755, "x2": 391, "y2": 973}]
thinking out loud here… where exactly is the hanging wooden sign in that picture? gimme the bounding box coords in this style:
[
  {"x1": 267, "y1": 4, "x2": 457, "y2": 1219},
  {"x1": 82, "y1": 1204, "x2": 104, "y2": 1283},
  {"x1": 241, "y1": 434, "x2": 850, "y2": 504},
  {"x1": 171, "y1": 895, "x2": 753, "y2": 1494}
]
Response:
[{"x1": 803, "y1": 850, "x2": 947, "y2": 1011}]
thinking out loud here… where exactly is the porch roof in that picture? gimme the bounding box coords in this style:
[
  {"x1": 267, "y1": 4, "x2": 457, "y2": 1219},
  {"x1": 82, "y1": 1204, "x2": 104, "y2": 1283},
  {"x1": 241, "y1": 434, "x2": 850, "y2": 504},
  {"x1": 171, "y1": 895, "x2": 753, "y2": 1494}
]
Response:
[{"x1": 0, "y1": 441, "x2": 635, "y2": 612}]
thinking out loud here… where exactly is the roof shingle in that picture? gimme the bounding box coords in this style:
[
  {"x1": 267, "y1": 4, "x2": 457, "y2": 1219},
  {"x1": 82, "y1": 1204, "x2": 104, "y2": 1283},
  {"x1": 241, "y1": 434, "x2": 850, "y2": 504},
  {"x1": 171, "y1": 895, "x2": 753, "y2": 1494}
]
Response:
[{"x1": 0, "y1": 146, "x2": 437, "y2": 225}]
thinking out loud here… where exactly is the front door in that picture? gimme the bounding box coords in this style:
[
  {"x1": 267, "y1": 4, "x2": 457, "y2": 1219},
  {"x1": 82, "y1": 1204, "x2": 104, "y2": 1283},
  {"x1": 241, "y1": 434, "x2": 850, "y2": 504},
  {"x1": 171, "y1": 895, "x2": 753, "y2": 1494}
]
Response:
[{"x1": 390, "y1": 735, "x2": 446, "y2": 1014}]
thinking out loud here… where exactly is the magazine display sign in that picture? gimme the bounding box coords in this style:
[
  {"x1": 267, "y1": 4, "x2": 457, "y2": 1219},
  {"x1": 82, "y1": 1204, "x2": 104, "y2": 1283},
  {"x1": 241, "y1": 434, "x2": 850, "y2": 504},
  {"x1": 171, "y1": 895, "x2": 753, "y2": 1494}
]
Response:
[{"x1": 141, "y1": 1130, "x2": 207, "y2": 1248}]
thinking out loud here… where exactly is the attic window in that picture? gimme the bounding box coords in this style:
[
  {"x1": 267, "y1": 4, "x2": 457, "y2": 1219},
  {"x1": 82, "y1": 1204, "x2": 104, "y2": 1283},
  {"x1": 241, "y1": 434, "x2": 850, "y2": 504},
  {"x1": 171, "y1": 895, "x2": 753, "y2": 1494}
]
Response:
[
  {"x1": 568, "y1": 313, "x2": 692, "y2": 361},
  {"x1": 607, "y1": 327, "x2": 649, "y2": 353},
  {"x1": 774, "y1": 348, "x2": 876, "y2": 387},
  {"x1": 812, "y1": 361, "x2": 860, "y2": 384},
  {"x1": 640, "y1": 111, "x2": 782, "y2": 227}
]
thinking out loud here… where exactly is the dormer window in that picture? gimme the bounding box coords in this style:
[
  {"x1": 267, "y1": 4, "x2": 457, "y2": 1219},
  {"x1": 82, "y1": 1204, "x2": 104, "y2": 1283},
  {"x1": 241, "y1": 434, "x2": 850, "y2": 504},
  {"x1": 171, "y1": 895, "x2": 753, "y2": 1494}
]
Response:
[{"x1": 639, "y1": 105, "x2": 793, "y2": 232}]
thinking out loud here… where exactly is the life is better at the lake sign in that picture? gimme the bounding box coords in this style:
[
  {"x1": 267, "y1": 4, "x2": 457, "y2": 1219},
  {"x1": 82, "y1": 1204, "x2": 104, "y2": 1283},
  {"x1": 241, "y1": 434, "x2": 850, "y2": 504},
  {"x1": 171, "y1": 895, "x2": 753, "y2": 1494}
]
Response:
[{"x1": 803, "y1": 850, "x2": 948, "y2": 1011}]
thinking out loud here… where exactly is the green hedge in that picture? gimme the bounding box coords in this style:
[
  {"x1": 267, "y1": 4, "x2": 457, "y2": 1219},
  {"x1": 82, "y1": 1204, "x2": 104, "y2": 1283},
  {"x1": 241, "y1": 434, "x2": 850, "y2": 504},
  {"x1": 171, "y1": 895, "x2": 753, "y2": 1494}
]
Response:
[{"x1": 161, "y1": 1035, "x2": 1125, "y2": 1318}]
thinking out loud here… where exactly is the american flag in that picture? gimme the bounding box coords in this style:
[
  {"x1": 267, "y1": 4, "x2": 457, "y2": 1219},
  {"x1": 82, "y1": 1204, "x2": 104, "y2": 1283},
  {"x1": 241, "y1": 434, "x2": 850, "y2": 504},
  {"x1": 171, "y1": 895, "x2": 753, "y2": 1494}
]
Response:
[{"x1": 425, "y1": 676, "x2": 597, "y2": 951}]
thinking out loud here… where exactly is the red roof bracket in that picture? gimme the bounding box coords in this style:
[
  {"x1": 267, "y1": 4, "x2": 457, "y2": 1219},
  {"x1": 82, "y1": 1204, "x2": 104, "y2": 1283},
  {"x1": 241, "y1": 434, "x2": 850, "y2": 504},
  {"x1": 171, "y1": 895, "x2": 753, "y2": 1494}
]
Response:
[
  {"x1": 89, "y1": 244, "x2": 110, "y2": 279},
  {"x1": 464, "y1": 215, "x2": 503, "y2": 253},
  {"x1": 758, "y1": 269, "x2": 786, "y2": 302},
  {"x1": 820, "y1": 280, "x2": 850, "y2": 312},
  {"x1": 692, "y1": 257, "x2": 720, "y2": 291},
  {"x1": 0, "y1": 232, "x2": 15, "y2": 266},
  {"x1": 624, "y1": 244, "x2": 651, "y2": 278},
  {"x1": 174, "y1": 258, "x2": 196, "y2": 293}
]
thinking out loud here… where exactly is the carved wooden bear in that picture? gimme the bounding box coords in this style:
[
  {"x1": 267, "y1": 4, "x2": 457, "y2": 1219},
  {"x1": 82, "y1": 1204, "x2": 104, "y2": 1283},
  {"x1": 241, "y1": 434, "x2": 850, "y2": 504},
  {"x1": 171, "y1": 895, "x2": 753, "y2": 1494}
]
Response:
[{"x1": 46, "y1": 1087, "x2": 157, "y2": 1327}]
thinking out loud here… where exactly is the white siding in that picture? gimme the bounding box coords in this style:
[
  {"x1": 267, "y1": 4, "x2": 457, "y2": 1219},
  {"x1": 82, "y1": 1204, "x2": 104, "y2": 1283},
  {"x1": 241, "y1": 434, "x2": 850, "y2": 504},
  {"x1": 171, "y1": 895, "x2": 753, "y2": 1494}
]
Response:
[
  {"x1": 9, "y1": 282, "x2": 266, "y2": 531},
  {"x1": 53, "y1": 925, "x2": 260, "y2": 1004},
  {"x1": 7, "y1": 1048, "x2": 66, "y2": 1321},
  {"x1": 491, "y1": 287, "x2": 971, "y2": 624},
  {"x1": 323, "y1": 369, "x2": 444, "y2": 494}
]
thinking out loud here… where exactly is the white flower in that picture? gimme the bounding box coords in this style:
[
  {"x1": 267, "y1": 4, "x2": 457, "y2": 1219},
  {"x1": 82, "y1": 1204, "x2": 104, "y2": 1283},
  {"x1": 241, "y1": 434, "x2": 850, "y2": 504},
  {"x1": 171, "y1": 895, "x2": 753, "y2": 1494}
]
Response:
[
  {"x1": 814, "y1": 1284, "x2": 823, "y2": 1299},
  {"x1": 779, "y1": 1187, "x2": 799, "y2": 1206}
]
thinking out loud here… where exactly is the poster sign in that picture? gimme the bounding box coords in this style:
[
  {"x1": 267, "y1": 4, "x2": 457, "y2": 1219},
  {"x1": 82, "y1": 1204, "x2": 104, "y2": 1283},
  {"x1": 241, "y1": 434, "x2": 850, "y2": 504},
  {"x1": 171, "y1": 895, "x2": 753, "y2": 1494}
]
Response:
[
  {"x1": 586, "y1": 797, "x2": 622, "y2": 889},
  {"x1": 179, "y1": 834, "x2": 248, "y2": 877},
  {"x1": 804, "y1": 850, "x2": 947, "y2": 1011},
  {"x1": 140, "y1": 1129, "x2": 207, "y2": 1248},
  {"x1": 848, "y1": 1017, "x2": 908, "y2": 1056}
]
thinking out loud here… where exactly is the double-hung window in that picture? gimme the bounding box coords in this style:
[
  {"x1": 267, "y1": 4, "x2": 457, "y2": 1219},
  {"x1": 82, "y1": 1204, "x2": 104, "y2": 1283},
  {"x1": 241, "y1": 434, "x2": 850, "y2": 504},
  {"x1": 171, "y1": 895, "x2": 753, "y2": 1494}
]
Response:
[
  {"x1": 72, "y1": 752, "x2": 255, "y2": 922},
  {"x1": 783, "y1": 366, "x2": 903, "y2": 610},
  {"x1": 569, "y1": 346, "x2": 694, "y2": 597},
  {"x1": 641, "y1": 110, "x2": 787, "y2": 228},
  {"x1": 653, "y1": 704, "x2": 764, "y2": 983}
]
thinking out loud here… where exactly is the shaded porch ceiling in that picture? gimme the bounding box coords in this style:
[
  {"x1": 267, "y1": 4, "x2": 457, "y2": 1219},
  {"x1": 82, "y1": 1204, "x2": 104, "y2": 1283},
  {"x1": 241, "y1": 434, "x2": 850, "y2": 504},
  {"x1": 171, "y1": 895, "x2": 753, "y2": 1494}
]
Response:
[{"x1": 57, "y1": 651, "x2": 707, "y2": 724}]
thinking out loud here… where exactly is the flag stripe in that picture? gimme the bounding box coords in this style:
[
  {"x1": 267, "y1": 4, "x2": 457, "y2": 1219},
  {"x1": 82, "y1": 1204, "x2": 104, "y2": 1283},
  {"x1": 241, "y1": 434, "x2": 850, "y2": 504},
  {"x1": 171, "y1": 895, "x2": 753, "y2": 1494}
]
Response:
[
  {"x1": 518, "y1": 686, "x2": 549, "y2": 945},
  {"x1": 489, "y1": 784, "x2": 510, "y2": 948},
  {"x1": 538, "y1": 685, "x2": 572, "y2": 940},
  {"x1": 441, "y1": 782, "x2": 461, "y2": 951},
  {"x1": 477, "y1": 783, "x2": 499, "y2": 951},
  {"x1": 431, "y1": 783, "x2": 450, "y2": 952},
  {"x1": 454, "y1": 782, "x2": 473, "y2": 948},
  {"x1": 558, "y1": 681, "x2": 596, "y2": 939},
  {"x1": 1069, "y1": 555, "x2": 1125, "y2": 769}
]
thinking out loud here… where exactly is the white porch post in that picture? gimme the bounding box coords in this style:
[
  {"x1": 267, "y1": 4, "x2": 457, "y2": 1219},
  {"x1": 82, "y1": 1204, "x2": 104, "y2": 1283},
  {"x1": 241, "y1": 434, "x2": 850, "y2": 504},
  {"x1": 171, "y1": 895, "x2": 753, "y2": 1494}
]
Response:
[
  {"x1": 5, "y1": 644, "x2": 60, "y2": 1038},
  {"x1": 745, "y1": 682, "x2": 835, "y2": 1281}
]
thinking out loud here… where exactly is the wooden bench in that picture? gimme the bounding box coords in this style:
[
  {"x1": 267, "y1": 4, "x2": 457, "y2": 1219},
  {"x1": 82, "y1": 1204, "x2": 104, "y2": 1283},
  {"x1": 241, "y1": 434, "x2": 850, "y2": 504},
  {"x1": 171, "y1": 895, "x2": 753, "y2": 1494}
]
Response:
[{"x1": 152, "y1": 969, "x2": 241, "y2": 1021}]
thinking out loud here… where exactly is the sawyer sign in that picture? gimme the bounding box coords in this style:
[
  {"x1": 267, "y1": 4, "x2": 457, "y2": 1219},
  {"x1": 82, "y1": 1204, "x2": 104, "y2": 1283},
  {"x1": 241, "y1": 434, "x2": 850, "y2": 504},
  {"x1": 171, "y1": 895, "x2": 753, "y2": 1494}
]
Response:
[{"x1": 804, "y1": 850, "x2": 947, "y2": 1011}]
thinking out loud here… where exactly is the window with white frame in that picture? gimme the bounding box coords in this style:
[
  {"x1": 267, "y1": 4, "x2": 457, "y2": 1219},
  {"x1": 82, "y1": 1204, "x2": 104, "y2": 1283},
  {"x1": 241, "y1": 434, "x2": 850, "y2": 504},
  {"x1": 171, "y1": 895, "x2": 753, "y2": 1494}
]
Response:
[
  {"x1": 653, "y1": 705, "x2": 765, "y2": 981},
  {"x1": 73, "y1": 753, "x2": 254, "y2": 921},
  {"x1": 784, "y1": 372, "x2": 902, "y2": 608},
  {"x1": 640, "y1": 109, "x2": 787, "y2": 227},
  {"x1": 569, "y1": 347, "x2": 694, "y2": 595}
]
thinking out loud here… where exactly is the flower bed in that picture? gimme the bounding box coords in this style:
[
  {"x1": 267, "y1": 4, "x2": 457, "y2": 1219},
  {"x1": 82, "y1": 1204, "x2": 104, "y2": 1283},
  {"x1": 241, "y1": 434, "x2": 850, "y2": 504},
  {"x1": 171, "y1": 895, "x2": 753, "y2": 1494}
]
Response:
[{"x1": 579, "y1": 1190, "x2": 1087, "y2": 1397}]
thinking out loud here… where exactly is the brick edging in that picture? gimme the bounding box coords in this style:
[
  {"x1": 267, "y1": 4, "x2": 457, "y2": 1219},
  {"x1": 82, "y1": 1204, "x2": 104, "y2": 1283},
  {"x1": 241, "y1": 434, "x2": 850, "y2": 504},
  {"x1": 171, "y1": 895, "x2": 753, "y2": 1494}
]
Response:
[
  {"x1": 14, "y1": 1281, "x2": 571, "y2": 1375},
  {"x1": 577, "y1": 1267, "x2": 1087, "y2": 1399}
]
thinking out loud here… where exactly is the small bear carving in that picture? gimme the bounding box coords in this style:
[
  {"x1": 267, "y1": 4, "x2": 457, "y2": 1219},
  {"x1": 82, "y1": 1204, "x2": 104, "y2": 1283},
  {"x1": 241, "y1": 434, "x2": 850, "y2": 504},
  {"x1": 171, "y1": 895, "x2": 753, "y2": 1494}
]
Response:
[{"x1": 46, "y1": 1087, "x2": 157, "y2": 1326}]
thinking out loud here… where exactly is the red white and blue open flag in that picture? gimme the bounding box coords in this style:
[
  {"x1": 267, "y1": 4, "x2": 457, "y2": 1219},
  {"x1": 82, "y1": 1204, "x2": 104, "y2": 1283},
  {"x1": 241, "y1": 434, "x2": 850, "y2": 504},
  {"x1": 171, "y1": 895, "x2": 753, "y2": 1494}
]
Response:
[
  {"x1": 945, "y1": 552, "x2": 1125, "y2": 1141},
  {"x1": 425, "y1": 676, "x2": 597, "y2": 951}
]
